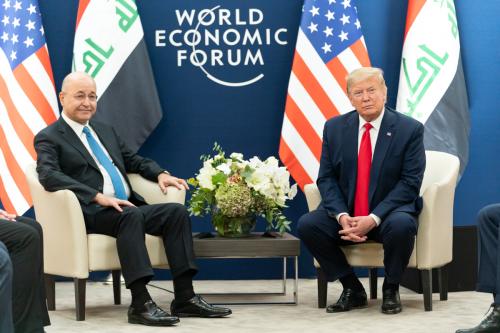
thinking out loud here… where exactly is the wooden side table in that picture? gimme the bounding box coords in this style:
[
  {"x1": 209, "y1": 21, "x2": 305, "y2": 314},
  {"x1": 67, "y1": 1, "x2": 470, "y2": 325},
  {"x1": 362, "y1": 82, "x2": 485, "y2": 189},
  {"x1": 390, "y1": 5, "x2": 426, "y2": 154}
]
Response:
[{"x1": 192, "y1": 232, "x2": 301, "y2": 305}]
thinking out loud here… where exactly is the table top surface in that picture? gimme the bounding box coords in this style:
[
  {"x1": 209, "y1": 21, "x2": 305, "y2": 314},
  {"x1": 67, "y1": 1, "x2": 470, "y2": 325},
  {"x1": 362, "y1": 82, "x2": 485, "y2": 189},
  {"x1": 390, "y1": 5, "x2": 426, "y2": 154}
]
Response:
[{"x1": 192, "y1": 232, "x2": 300, "y2": 258}]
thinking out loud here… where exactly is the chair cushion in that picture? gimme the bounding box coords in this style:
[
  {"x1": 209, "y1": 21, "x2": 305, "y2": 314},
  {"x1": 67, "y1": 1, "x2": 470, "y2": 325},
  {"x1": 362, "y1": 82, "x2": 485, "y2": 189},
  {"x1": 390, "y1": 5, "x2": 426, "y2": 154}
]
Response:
[
  {"x1": 313, "y1": 241, "x2": 416, "y2": 269},
  {"x1": 88, "y1": 234, "x2": 169, "y2": 271}
]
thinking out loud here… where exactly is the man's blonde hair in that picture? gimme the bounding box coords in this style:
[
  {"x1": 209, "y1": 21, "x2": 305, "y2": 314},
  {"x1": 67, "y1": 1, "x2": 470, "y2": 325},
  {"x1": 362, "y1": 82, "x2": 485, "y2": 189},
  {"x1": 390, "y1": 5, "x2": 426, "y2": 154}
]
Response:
[{"x1": 346, "y1": 67, "x2": 386, "y2": 93}]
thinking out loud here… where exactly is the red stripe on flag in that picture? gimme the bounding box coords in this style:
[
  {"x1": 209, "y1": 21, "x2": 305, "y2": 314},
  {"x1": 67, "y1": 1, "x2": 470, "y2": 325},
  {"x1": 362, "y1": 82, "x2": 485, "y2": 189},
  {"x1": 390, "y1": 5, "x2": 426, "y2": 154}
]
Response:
[
  {"x1": 0, "y1": 126, "x2": 32, "y2": 208},
  {"x1": 0, "y1": 175, "x2": 16, "y2": 214},
  {"x1": 279, "y1": 138, "x2": 313, "y2": 191},
  {"x1": 404, "y1": 0, "x2": 426, "y2": 40},
  {"x1": 292, "y1": 51, "x2": 340, "y2": 119},
  {"x1": 0, "y1": 76, "x2": 36, "y2": 159},
  {"x1": 76, "y1": 0, "x2": 91, "y2": 29},
  {"x1": 350, "y1": 40, "x2": 371, "y2": 67},
  {"x1": 326, "y1": 57, "x2": 348, "y2": 95},
  {"x1": 36, "y1": 47, "x2": 56, "y2": 88},
  {"x1": 284, "y1": 95, "x2": 322, "y2": 161},
  {"x1": 14, "y1": 65, "x2": 57, "y2": 125}
]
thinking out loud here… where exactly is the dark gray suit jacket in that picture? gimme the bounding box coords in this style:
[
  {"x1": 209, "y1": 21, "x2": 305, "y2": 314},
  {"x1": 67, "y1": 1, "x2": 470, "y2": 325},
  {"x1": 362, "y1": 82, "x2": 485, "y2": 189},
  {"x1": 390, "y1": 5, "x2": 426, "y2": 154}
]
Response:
[
  {"x1": 317, "y1": 107, "x2": 426, "y2": 221},
  {"x1": 34, "y1": 117, "x2": 164, "y2": 216}
]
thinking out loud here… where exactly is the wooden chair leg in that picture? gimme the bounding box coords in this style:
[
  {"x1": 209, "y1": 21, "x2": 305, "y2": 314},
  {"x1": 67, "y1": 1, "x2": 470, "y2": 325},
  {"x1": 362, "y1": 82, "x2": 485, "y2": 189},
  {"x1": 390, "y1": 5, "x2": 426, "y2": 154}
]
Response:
[
  {"x1": 74, "y1": 278, "x2": 87, "y2": 321},
  {"x1": 317, "y1": 267, "x2": 328, "y2": 308},
  {"x1": 112, "y1": 270, "x2": 121, "y2": 305},
  {"x1": 44, "y1": 274, "x2": 55, "y2": 311},
  {"x1": 437, "y1": 266, "x2": 448, "y2": 301},
  {"x1": 368, "y1": 268, "x2": 378, "y2": 299},
  {"x1": 421, "y1": 269, "x2": 432, "y2": 311}
]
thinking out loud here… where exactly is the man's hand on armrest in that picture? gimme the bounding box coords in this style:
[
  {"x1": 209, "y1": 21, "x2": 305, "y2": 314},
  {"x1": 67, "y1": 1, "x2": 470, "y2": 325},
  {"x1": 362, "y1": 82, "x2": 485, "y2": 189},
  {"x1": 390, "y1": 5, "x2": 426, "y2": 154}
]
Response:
[{"x1": 157, "y1": 172, "x2": 189, "y2": 193}]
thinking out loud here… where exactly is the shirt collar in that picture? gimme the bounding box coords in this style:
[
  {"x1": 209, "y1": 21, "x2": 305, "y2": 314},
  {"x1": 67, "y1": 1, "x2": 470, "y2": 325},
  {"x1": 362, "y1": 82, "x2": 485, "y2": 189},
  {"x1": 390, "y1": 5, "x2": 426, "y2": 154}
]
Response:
[
  {"x1": 358, "y1": 108, "x2": 385, "y2": 132},
  {"x1": 61, "y1": 112, "x2": 89, "y2": 137}
]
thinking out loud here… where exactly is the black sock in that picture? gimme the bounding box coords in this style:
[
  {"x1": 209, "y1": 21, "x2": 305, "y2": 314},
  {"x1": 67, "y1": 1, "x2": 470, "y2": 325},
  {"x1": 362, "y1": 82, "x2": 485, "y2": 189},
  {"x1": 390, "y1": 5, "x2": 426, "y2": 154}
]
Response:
[
  {"x1": 129, "y1": 277, "x2": 152, "y2": 308},
  {"x1": 339, "y1": 273, "x2": 364, "y2": 291},
  {"x1": 173, "y1": 270, "x2": 195, "y2": 303},
  {"x1": 382, "y1": 279, "x2": 399, "y2": 292}
]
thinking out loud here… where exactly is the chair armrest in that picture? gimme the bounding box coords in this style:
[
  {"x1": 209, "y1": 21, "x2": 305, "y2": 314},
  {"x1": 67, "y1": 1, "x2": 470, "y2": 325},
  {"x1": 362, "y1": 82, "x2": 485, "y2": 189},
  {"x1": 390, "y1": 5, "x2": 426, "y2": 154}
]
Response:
[
  {"x1": 127, "y1": 173, "x2": 186, "y2": 205},
  {"x1": 304, "y1": 183, "x2": 321, "y2": 211},
  {"x1": 25, "y1": 164, "x2": 89, "y2": 278},
  {"x1": 416, "y1": 165, "x2": 459, "y2": 269}
]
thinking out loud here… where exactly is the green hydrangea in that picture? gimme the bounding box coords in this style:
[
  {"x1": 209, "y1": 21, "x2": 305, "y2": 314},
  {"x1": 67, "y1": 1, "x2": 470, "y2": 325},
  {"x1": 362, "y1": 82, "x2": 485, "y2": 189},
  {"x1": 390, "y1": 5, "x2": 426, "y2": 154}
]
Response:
[{"x1": 214, "y1": 182, "x2": 253, "y2": 217}]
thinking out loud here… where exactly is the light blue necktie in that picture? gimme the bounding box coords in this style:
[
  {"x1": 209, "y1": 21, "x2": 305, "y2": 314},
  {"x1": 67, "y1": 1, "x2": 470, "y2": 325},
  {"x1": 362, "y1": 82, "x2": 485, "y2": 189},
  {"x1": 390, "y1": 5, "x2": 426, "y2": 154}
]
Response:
[{"x1": 82, "y1": 126, "x2": 127, "y2": 200}]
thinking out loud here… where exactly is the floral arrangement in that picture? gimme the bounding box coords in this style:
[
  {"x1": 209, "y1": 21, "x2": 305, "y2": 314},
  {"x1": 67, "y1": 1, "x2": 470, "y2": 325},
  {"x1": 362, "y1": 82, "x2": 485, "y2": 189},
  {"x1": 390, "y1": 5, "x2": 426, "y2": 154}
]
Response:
[{"x1": 187, "y1": 143, "x2": 298, "y2": 235}]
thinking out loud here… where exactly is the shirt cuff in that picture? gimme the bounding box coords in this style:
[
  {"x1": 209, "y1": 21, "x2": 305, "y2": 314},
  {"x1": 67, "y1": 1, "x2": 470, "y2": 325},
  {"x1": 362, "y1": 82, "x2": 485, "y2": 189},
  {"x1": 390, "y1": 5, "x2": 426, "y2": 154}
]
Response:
[
  {"x1": 370, "y1": 213, "x2": 381, "y2": 226},
  {"x1": 336, "y1": 212, "x2": 348, "y2": 224}
]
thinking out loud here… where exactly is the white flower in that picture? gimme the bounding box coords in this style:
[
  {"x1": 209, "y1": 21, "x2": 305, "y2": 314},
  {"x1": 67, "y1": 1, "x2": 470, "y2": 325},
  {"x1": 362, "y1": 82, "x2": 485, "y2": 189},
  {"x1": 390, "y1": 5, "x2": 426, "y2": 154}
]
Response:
[
  {"x1": 216, "y1": 162, "x2": 232, "y2": 175},
  {"x1": 288, "y1": 184, "x2": 298, "y2": 199},
  {"x1": 230, "y1": 152, "x2": 244, "y2": 161},
  {"x1": 196, "y1": 160, "x2": 217, "y2": 190}
]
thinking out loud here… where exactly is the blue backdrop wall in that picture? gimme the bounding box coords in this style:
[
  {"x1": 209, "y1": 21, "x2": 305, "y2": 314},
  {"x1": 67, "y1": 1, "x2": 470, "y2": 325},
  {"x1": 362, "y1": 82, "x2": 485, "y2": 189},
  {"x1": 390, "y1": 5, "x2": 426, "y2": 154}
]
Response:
[{"x1": 18, "y1": 0, "x2": 500, "y2": 279}]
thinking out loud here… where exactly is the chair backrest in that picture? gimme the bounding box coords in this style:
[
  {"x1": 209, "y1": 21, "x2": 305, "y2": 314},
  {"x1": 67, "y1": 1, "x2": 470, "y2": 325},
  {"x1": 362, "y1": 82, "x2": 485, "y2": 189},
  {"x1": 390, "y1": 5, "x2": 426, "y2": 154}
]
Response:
[{"x1": 420, "y1": 150, "x2": 460, "y2": 196}]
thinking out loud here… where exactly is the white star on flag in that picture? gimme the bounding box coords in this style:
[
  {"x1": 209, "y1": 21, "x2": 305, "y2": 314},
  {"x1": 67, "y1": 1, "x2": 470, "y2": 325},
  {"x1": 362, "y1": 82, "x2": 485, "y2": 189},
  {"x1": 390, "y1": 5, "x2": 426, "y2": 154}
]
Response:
[
  {"x1": 340, "y1": 14, "x2": 350, "y2": 25},
  {"x1": 338, "y1": 30, "x2": 348, "y2": 41},
  {"x1": 325, "y1": 10, "x2": 335, "y2": 21},
  {"x1": 26, "y1": 3, "x2": 35, "y2": 14},
  {"x1": 23, "y1": 35, "x2": 32, "y2": 47},
  {"x1": 308, "y1": 22, "x2": 318, "y2": 33},
  {"x1": 342, "y1": 0, "x2": 351, "y2": 9},
  {"x1": 25, "y1": 19, "x2": 34, "y2": 30},
  {"x1": 321, "y1": 42, "x2": 332, "y2": 53},
  {"x1": 13, "y1": 0, "x2": 21, "y2": 11},
  {"x1": 310, "y1": 5, "x2": 320, "y2": 16},
  {"x1": 323, "y1": 26, "x2": 333, "y2": 37}
]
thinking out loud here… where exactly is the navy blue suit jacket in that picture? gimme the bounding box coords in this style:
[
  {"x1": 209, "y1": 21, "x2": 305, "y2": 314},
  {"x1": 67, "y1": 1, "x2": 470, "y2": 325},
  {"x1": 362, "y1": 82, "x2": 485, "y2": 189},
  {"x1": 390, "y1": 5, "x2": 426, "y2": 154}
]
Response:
[{"x1": 317, "y1": 107, "x2": 425, "y2": 221}]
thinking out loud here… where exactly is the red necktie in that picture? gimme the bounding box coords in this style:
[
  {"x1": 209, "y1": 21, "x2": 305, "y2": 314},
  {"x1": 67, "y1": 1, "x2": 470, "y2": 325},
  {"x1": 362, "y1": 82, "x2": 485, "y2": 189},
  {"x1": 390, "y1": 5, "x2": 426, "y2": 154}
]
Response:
[{"x1": 354, "y1": 123, "x2": 373, "y2": 216}]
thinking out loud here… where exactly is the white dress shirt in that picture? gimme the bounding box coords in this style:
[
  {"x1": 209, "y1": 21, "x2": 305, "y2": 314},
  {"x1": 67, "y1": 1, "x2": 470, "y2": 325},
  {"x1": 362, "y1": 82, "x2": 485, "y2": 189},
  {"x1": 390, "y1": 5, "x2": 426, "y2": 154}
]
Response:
[
  {"x1": 61, "y1": 112, "x2": 131, "y2": 199},
  {"x1": 336, "y1": 109, "x2": 386, "y2": 226}
]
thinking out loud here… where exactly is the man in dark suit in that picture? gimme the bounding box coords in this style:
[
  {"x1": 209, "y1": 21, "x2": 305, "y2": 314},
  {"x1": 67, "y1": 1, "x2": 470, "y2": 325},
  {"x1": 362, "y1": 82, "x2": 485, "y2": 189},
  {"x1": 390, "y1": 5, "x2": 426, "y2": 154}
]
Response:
[
  {"x1": 297, "y1": 67, "x2": 425, "y2": 315},
  {"x1": 34, "y1": 72, "x2": 231, "y2": 326},
  {"x1": 0, "y1": 210, "x2": 50, "y2": 333},
  {"x1": 456, "y1": 204, "x2": 500, "y2": 333}
]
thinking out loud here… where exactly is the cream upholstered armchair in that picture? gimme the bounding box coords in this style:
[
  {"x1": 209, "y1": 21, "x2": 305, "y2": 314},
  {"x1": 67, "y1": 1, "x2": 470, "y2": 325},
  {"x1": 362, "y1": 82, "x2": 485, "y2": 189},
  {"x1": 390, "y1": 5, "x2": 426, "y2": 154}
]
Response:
[
  {"x1": 24, "y1": 163, "x2": 185, "y2": 320},
  {"x1": 303, "y1": 150, "x2": 460, "y2": 311}
]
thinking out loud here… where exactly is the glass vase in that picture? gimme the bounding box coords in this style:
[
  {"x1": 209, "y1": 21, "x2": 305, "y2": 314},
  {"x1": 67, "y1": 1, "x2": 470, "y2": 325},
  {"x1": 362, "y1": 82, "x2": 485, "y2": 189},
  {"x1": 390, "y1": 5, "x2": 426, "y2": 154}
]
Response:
[{"x1": 211, "y1": 209, "x2": 256, "y2": 238}]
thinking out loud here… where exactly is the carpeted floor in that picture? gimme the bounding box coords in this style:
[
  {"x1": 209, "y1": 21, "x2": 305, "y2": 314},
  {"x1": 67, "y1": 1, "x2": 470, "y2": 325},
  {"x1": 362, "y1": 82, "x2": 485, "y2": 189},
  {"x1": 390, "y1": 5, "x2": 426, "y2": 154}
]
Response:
[{"x1": 44, "y1": 278, "x2": 490, "y2": 333}]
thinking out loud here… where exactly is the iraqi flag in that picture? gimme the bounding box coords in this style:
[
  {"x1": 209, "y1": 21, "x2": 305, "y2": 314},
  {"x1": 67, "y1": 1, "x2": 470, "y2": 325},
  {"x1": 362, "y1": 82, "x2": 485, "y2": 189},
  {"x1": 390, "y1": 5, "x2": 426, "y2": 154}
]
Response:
[
  {"x1": 396, "y1": 0, "x2": 469, "y2": 177},
  {"x1": 72, "y1": 0, "x2": 162, "y2": 152}
]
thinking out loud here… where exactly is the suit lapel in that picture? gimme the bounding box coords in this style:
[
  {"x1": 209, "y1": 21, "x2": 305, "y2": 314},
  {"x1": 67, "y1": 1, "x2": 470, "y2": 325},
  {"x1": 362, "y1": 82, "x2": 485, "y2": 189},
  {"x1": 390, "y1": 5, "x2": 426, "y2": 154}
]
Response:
[
  {"x1": 342, "y1": 112, "x2": 359, "y2": 210},
  {"x1": 369, "y1": 109, "x2": 397, "y2": 203},
  {"x1": 57, "y1": 118, "x2": 100, "y2": 171}
]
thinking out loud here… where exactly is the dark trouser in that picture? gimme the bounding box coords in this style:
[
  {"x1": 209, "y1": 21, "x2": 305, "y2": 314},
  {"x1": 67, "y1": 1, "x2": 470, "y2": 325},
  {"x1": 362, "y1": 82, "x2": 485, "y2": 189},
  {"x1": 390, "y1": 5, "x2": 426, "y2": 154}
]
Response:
[
  {"x1": 0, "y1": 241, "x2": 13, "y2": 333},
  {"x1": 84, "y1": 203, "x2": 198, "y2": 288},
  {"x1": 476, "y1": 203, "x2": 500, "y2": 304},
  {"x1": 297, "y1": 209, "x2": 417, "y2": 285},
  {"x1": 0, "y1": 217, "x2": 50, "y2": 333}
]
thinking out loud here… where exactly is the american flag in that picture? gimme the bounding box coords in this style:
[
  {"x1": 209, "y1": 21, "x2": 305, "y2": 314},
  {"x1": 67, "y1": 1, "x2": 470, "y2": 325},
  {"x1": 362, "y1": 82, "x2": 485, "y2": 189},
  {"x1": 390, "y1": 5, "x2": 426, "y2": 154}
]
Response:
[
  {"x1": 0, "y1": 0, "x2": 58, "y2": 214},
  {"x1": 279, "y1": 0, "x2": 370, "y2": 190}
]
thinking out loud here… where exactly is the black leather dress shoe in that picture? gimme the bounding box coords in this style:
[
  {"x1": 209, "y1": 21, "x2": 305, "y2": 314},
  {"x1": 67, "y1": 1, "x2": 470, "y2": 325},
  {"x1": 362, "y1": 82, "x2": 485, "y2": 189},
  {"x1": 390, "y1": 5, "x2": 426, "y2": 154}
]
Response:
[
  {"x1": 381, "y1": 289, "x2": 402, "y2": 314},
  {"x1": 128, "y1": 300, "x2": 180, "y2": 326},
  {"x1": 456, "y1": 303, "x2": 500, "y2": 333},
  {"x1": 326, "y1": 288, "x2": 367, "y2": 313},
  {"x1": 171, "y1": 295, "x2": 232, "y2": 318}
]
